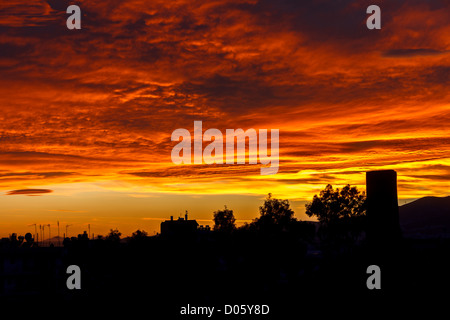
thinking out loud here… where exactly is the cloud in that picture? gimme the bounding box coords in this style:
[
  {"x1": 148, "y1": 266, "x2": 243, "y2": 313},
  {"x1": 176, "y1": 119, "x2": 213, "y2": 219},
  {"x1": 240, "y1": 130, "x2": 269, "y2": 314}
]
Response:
[
  {"x1": 0, "y1": 171, "x2": 76, "y2": 179},
  {"x1": 383, "y1": 48, "x2": 448, "y2": 57},
  {"x1": 6, "y1": 188, "x2": 53, "y2": 196},
  {"x1": 0, "y1": 0, "x2": 449, "y2": 200}
]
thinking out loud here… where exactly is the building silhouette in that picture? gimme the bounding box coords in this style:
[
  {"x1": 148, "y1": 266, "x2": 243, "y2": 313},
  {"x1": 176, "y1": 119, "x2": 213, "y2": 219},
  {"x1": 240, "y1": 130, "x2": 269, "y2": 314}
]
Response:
[
  {"x1": 160, "y1": 212, "x2": 199, "y2": 237},
  {"x1": 366, "y1": 169, "x2": 402, "y2": 244}
]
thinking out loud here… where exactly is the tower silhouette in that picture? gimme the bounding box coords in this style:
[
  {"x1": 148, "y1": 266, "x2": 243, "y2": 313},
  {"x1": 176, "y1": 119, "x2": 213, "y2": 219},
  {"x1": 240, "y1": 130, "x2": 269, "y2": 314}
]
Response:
[{"x1": 366, "y1": 170, "x2": 402, "y2": 244}]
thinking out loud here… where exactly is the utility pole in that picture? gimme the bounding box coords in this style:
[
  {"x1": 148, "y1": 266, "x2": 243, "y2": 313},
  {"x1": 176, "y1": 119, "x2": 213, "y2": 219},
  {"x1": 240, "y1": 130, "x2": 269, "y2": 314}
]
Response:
[
  {"x1": 42, "y1": 224, "x2": 45, "y2": 246},
  {"x1": 66, "y1": 224, "x2": 72, "y2": 238},
  {"x1": 57, "y1": 221, "x2": 60, "y2": 246},
  {"x1": 47, "y1": 224, "x2": 51, "y2": 246}
]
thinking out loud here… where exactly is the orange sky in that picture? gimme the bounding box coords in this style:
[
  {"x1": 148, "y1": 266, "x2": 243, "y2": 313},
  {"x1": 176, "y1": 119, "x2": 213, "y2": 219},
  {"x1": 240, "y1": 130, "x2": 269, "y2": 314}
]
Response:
[{"x1": 0, "y1": 0, "x2": 449, "y2": 238}]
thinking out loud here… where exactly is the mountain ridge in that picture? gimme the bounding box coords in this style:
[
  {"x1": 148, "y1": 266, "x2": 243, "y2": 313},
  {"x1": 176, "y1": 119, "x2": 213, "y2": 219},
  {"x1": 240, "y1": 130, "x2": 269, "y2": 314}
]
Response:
[{"x1": 399, "y1": 195, "x2": 450, "y2": 237}]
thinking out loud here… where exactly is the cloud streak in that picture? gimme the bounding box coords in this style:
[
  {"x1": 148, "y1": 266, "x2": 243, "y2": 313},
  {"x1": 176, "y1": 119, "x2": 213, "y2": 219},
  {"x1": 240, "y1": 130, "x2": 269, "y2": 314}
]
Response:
[
  {"x1": 6, "y1": 188, "x2": 53, "y2": 196},
  {"x1": 383, "y1": 48, "x2": 448, "y2": 57}
]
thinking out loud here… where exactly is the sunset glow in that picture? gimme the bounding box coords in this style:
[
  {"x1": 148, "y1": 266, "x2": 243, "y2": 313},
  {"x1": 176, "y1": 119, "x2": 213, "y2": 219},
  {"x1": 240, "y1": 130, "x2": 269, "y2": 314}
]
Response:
[{"x1": 0, "y1": 0, "x2": 449, "y2": 237}]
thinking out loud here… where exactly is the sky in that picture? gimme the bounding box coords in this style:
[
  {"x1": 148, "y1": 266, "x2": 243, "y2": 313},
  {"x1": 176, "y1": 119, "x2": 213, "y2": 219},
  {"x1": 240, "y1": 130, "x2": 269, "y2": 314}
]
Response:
[{"x1": 0, "y1": 0, "x2": 449, "y2": 238}]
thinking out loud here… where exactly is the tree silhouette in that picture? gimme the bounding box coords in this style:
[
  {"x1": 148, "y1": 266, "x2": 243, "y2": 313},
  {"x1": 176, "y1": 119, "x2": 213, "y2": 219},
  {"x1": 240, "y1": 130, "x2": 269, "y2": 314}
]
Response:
[
  {"x1": 131, "y1": 229, "x2": 149, "y2": 239},
  {"x1": 213, "y1": 206, "x2": 236, "y2": 232},
  {"x1": 128, "y1": 229, "x2": 150, "y2": 247},
  {"x1": 305, "y1": 184, "x2": 366, "y2": 245},
  {"x1": 252, "y1": 193, "x2": 296, "y2": 233},
  {"x1": 25, "y1": 232, "x2": 33, "y2": 243},
  {"x1": 106, "y1": 228, "x2": 122, "y2": 242}
]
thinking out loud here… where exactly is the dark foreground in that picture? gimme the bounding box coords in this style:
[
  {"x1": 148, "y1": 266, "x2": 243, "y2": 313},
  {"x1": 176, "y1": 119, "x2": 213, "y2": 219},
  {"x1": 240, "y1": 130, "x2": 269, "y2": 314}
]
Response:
[{"x1": 1, "y1": 232, "x2": 449, "y2": 317}]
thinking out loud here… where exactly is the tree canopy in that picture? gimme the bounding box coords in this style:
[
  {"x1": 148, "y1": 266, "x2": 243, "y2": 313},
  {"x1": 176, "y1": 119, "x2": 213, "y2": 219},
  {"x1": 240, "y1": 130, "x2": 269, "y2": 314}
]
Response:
[
  {"x1": 213, "y1": 206, "x2": 236, "y2": 232},
  {"x1": 252, "y1": 193, "x2": 296, "y2": 233},
  {"x1": 305, "y1": 184, "x2": 366, "y2": 224},
  {"x1": 305, "y1": 184, "x2": 366, "y2": 245},
  {"x1": 131, "y1": 229, "x2": 149, "y2": 239},
  {"x1": 106, "y1": 228, "x2": 122, "y2": 242}
]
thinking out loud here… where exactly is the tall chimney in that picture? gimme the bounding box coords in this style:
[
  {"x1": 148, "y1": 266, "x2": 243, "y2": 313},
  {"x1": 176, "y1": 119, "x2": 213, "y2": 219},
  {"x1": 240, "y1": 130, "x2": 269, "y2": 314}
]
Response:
[
  {"x1": 185, "y1": 212, "x2": 188, "y2": 221},
  {"x1": 170, "y1": 216, "x2": 173, "y2": 221},
  {"x1": 366, "y1": 170, "x2": 402, "y2": 244}
]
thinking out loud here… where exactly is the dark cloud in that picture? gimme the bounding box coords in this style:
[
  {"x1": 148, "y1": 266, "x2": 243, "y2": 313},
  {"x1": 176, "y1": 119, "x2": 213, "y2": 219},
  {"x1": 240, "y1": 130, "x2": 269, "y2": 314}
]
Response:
[
  {"x1": 6, "y1": 188, "x2": 53, "y2": 196},
  {"x1": 123, "y1": 163, "x2": 264, "y2": 179},
  {"x1": 0, "y1": 171, "x2": 76, "y2": 179},
  {"x1": 383, "y1": 48, "x2": 448, "y2": 57},
  {"x1": 45, "y1": 0, "x2": 71, "y2": 12},
  {"x1": 0, "y1": 43, "x2": 33, "y2": 58},
  {"x1": 283, "y1": 137, "x2": 450, "y2": 158},
  {"x1": 406, "y1": 174, "x2": 450, "y2": 181}
]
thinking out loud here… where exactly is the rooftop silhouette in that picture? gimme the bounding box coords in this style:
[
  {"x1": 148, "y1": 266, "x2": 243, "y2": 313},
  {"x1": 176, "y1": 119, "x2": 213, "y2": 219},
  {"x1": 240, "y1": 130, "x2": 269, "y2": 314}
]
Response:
[{"x1": 160, "y1": 211, "x2": 199, "y2": 237}]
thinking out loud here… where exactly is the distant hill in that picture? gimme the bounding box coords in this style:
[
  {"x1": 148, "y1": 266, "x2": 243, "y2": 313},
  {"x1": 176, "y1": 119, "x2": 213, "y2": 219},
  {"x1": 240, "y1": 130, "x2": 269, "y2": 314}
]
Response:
[
  {"x1": 39, "y1": 236, "x2": 64, "y2": 246},
  {"x1": 399, "y1": 196, "x2": 450, "y2": 238}
]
